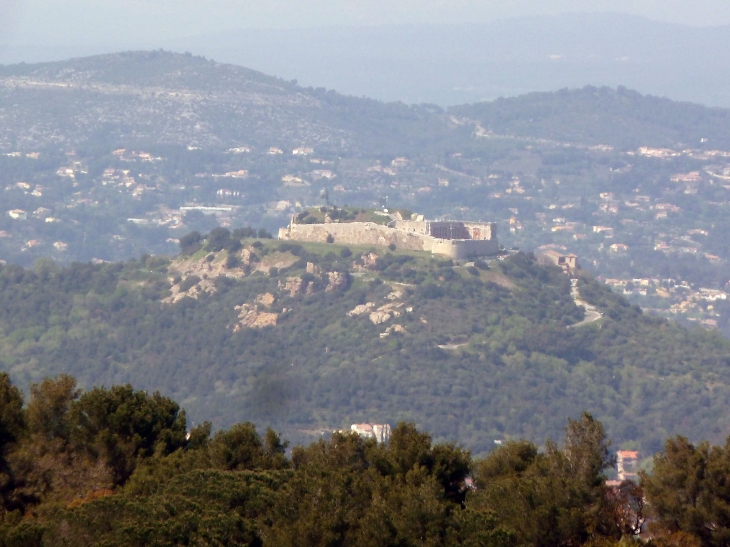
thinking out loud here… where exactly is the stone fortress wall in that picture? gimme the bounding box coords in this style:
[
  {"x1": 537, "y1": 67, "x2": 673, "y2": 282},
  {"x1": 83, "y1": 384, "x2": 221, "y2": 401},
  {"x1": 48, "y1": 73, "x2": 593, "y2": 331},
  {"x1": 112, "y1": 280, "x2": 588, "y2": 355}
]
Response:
[{"x1": 278, "y1": 217, "x2": 498, "y2": 260}]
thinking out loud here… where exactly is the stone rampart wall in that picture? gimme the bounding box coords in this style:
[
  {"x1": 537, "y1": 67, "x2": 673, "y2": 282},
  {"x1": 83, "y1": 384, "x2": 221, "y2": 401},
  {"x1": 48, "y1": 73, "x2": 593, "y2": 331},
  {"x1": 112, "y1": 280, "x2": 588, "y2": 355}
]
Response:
[
  {"x1": 431, "y1": 239, "x2": 499, "y2": 260},
  {"x1": 279, "y1": 221, "x2": 499, "y2": 259},
  {"x1": 280, "y1": 222, "x2": 431, "y2": 252},
  {"x1": 391, "y1": 220, "x2": 428, "y2": 234},
  {"x1": 462, "y1": 222, "x2": 497, "y2": 241}
]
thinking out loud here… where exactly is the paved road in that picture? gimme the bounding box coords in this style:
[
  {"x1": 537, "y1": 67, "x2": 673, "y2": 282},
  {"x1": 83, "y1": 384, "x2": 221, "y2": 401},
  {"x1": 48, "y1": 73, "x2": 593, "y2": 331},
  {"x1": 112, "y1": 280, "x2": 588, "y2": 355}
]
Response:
[
  {"x1": 568, "y1": 308, "x2": 602, "y2": 328},
  {"x1": 568, "y1": 280, "x2": 603, "y2": 328}
]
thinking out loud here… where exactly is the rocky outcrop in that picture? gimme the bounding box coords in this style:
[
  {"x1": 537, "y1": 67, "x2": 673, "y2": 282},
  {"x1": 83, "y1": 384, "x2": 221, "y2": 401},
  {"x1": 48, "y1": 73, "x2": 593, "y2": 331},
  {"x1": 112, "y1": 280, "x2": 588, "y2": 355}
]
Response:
[
  {"x1": 326, "y1": 271, "x2": 348, "y2": 291},
  {"x1": 233, "y1": 304, "x2": 278, "y2": 331},
  {"x1": 386, "y1": 290, "x2": 403, "y2": 300},
  {"x1": 163, "y1": 248, "x2": 258, "y2": 304},
  {"x1": 369, "y1": 302, "x2": 405, "y2": 325},
  {"x1": 255, "y1": 293, "x2": 276, "y2": 307},
  {"x1": 353, "y1": 252, "x2": 379, "y2": 271},
  {"x1": 279, "y1": 276, "x2": 303, "y2": 297},
  {"x1": 380, "y1": 324, "x2": 406, "y2": 337},
  {"x1": 348, "y1": 303, "x2": 375, "y2": 317},
  {"x1": 162, "y1": 276, "x2": 217, "y2": 304}
]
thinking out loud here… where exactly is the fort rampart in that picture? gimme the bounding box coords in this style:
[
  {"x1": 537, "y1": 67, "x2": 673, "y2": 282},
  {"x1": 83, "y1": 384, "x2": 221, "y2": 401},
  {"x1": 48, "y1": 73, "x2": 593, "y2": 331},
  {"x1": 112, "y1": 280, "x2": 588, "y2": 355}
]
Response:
[{"x1": 278, "y1": 219, "x2": 498, "y2": 260}]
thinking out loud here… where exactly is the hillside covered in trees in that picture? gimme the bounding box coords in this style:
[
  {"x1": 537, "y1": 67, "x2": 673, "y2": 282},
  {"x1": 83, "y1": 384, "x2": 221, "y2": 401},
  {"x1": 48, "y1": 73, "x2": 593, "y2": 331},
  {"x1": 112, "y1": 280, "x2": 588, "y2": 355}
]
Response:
[
  {"x1": 0, "y1": 376, "x2": 724, "y2": 547},
  {"x1": 3, "y1": 52, "x2": 730, "y2": 342},
  {"x1": 451, "y1": 85, "x2": 730, "y2": 149},
  {"x1": 0, "y1": 229, "x2": 729, "y2": 456}
]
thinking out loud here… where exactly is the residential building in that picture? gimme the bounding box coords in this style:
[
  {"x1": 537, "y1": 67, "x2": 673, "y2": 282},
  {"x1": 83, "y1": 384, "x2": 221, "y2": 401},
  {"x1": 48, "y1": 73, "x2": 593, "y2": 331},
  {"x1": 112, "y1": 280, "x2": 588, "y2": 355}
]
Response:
[{"x1": 350, "y1": 423, "x2": 392, "y2": 443}]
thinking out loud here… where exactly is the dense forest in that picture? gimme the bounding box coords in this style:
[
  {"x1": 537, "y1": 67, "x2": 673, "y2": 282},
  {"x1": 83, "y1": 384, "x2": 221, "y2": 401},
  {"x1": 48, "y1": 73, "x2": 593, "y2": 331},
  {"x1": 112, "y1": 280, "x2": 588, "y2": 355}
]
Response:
[
  {"x1": 0, "y1": 374, "x2": 723, "y2": 547},
  {"x1": 451, "y1": 85, "x2": 730, "y2": 149},
  {"x1": 0, "y1": 230, "x2": 729, "y2": 456}
]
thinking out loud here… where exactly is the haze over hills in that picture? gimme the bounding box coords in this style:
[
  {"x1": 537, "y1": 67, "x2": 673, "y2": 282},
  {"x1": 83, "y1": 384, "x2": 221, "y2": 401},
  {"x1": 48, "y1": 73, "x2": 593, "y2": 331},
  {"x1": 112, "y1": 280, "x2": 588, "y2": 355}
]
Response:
[
  {"x1": 4, "y1": 14, "x2": 728, "y2": 108},
  {"x1": 165, "y1": 13, "x2": 730, "y2": 108},
  {"x1": 3, "y1": 9, "x2": 730, "y2": 545},
  {"x1": 1, "y1": 50, "x2": 729, "y2": 152},
  {"x1": 2, "y1": 51, "x2": 730, "y2": 338}
]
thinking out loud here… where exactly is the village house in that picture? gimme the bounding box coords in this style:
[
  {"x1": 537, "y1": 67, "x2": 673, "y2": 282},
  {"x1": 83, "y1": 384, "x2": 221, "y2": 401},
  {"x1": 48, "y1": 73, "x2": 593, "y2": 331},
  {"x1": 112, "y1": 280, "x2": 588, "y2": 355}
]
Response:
[
  {"x1": 218, "y1": 170, "x2": 248, "y2": 179},
  {"x1": 609, "y1": 243, "x2": 629, "y2": 253},
  {"x1": 688, "y1": 229, "x2": 709, "y2": 236},
  {"x1": 350, "y1": 423, "x2": 392, "y2": 443},
  {"x1": 671, "y1": 171, "x2": 702, "y2": 183},
  {"x1": 7, "y1": 209, "x2": 26, "y2": 220},
  {"x1": 282, "y1": 175, "x2": 308, "y2": 187},
  {"x1": 536, "y1": 249, "x2": 579, "y2": 274},
  {"x1": 292, "y1": 147, "x2": 314, "y2": 155},
  {"x1": 637, "y1": 147, "x2": 679, "y2": 158},
  {"x1": 593, "y1": 226, "x2": 614, "y2": 237},
  {"x1": 56, "y1": 167, "x2": 75, "y2": 177},
  {"x1": 616, "y1": 451, "x2": 639, "y2": 481},
  {"x1": 311, "y1": 170, "x2": 335, "y2": 179},
  {"x1": 699, "y1": 289, "x2": 728, "y2": 301},
  {"x1": 654, "y1": 203, "x2": 681, "y2": 213}
]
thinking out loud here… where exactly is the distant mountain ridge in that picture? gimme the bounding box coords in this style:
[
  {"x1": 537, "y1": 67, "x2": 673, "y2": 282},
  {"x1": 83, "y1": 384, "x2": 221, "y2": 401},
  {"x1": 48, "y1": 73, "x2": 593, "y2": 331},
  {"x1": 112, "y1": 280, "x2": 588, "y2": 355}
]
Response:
[
  {"x1": 163, "y1": 13, "x2": 730, "y2": 107},
  {"x1": 1, "y1": 51, "x2": 730, "y2": 154},
  {"x1": 4, "y1": 13, "x2": 730, "y2": 108},
  {"x1": 452, "y1": 86, "x2": 730, "y2": 149}
]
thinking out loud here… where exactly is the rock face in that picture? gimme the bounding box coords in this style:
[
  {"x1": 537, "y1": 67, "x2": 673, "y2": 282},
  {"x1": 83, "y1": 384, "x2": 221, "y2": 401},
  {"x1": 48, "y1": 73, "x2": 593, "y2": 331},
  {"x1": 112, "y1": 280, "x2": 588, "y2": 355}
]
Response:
[
  {"x1": 255, "y1": 293, "x2": 276, "y2": 307},
  {"x1": 163, "y1": 248, "x2": 257, "y2": 304},
  {"x1": 326, "y1": 271, "x2": 348, "y2": 291},
  {"x1": 347, "y1": 286, "x2": 410, "y2": 325},
  {"x1": 162, "y1": 276, "x2": 217, "y2": 304},
  {"x1": 368, "y1": 302, "x2": 404, "y2": 325},
  {"x1": 233, "y1": 304, "x2": 278, "y2": 331},
  {"x1": 355, "y1": 252, "x2": 379, "y2": 271},
  {"x1": 348, "y1": 303, "x2": 375, "y2": 317},
  {"x1": 279, "y1": 277, "x2": 303, "y2": 297},
  {"x1": 380, "y1": 324, "x2": 406, "y2": 337},
  {"x1": 369, "y1": 310, "x2": 392, "y2": 325}
]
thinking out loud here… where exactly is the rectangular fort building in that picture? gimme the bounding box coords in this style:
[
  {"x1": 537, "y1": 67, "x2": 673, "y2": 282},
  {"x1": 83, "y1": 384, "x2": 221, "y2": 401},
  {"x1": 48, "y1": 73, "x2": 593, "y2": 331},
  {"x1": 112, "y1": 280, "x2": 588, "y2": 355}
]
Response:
[{"x1": 279, "y1": 217, "x2": 498, "y2": 260}]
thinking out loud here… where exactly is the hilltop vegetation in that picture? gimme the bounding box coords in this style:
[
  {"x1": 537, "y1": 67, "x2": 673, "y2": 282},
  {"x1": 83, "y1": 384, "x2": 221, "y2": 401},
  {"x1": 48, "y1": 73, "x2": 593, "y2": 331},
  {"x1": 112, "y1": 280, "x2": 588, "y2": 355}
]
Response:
[
  {"x1": 0, "y1": 374, "x2": 725, "y2": 546},
  {"x1": 0, "y1": 230, "x2": 729, "y2": 455},
  {"x1": 452, "y1": 85, "x2": 730, "y2": 149}
]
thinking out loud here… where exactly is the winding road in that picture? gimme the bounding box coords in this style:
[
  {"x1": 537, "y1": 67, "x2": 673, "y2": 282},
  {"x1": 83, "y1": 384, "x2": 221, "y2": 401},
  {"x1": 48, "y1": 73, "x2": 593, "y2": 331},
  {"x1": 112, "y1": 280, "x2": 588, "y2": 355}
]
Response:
[{"x1": 568, "y1": 279, "x2": 603, "y2": 328}]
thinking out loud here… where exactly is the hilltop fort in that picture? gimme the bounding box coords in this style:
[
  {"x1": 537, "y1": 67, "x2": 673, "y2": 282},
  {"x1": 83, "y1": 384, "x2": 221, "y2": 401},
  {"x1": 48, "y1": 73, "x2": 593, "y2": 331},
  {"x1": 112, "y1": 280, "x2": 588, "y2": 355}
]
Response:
[{"x1": 278, "y1": 208, "x2": 498, "y2": 260}]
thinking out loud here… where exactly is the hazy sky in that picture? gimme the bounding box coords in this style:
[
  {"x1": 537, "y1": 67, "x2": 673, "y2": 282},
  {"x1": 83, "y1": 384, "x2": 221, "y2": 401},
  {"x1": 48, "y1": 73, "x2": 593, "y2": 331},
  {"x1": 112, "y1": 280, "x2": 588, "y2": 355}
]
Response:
[{"x1": 1, "y1": 0, "x2": 729, "y2": 46}]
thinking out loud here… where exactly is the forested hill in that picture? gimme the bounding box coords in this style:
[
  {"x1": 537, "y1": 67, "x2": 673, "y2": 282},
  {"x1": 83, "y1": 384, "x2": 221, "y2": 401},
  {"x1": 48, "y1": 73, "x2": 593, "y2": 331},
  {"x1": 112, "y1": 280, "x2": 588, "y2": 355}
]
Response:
[
  {"x1": 0, "y1": 51, "x2": 451, "y2": 156},
  {"x1": 451, "y1": 86, "x2": 730, "y2": 149},
  {"x1": 2, "y1": 51, "x2": 730, "y2": 155},
  {"x1": 1, "y1": 229, "x2": 729, "y2": 456}
]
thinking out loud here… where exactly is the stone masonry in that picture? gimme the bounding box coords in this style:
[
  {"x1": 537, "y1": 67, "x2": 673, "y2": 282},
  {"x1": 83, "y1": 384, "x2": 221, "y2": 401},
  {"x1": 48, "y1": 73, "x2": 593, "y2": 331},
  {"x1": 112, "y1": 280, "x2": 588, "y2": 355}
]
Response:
[{"x1": 278, "y1": 217, "x2": 498, "y2": 260}]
